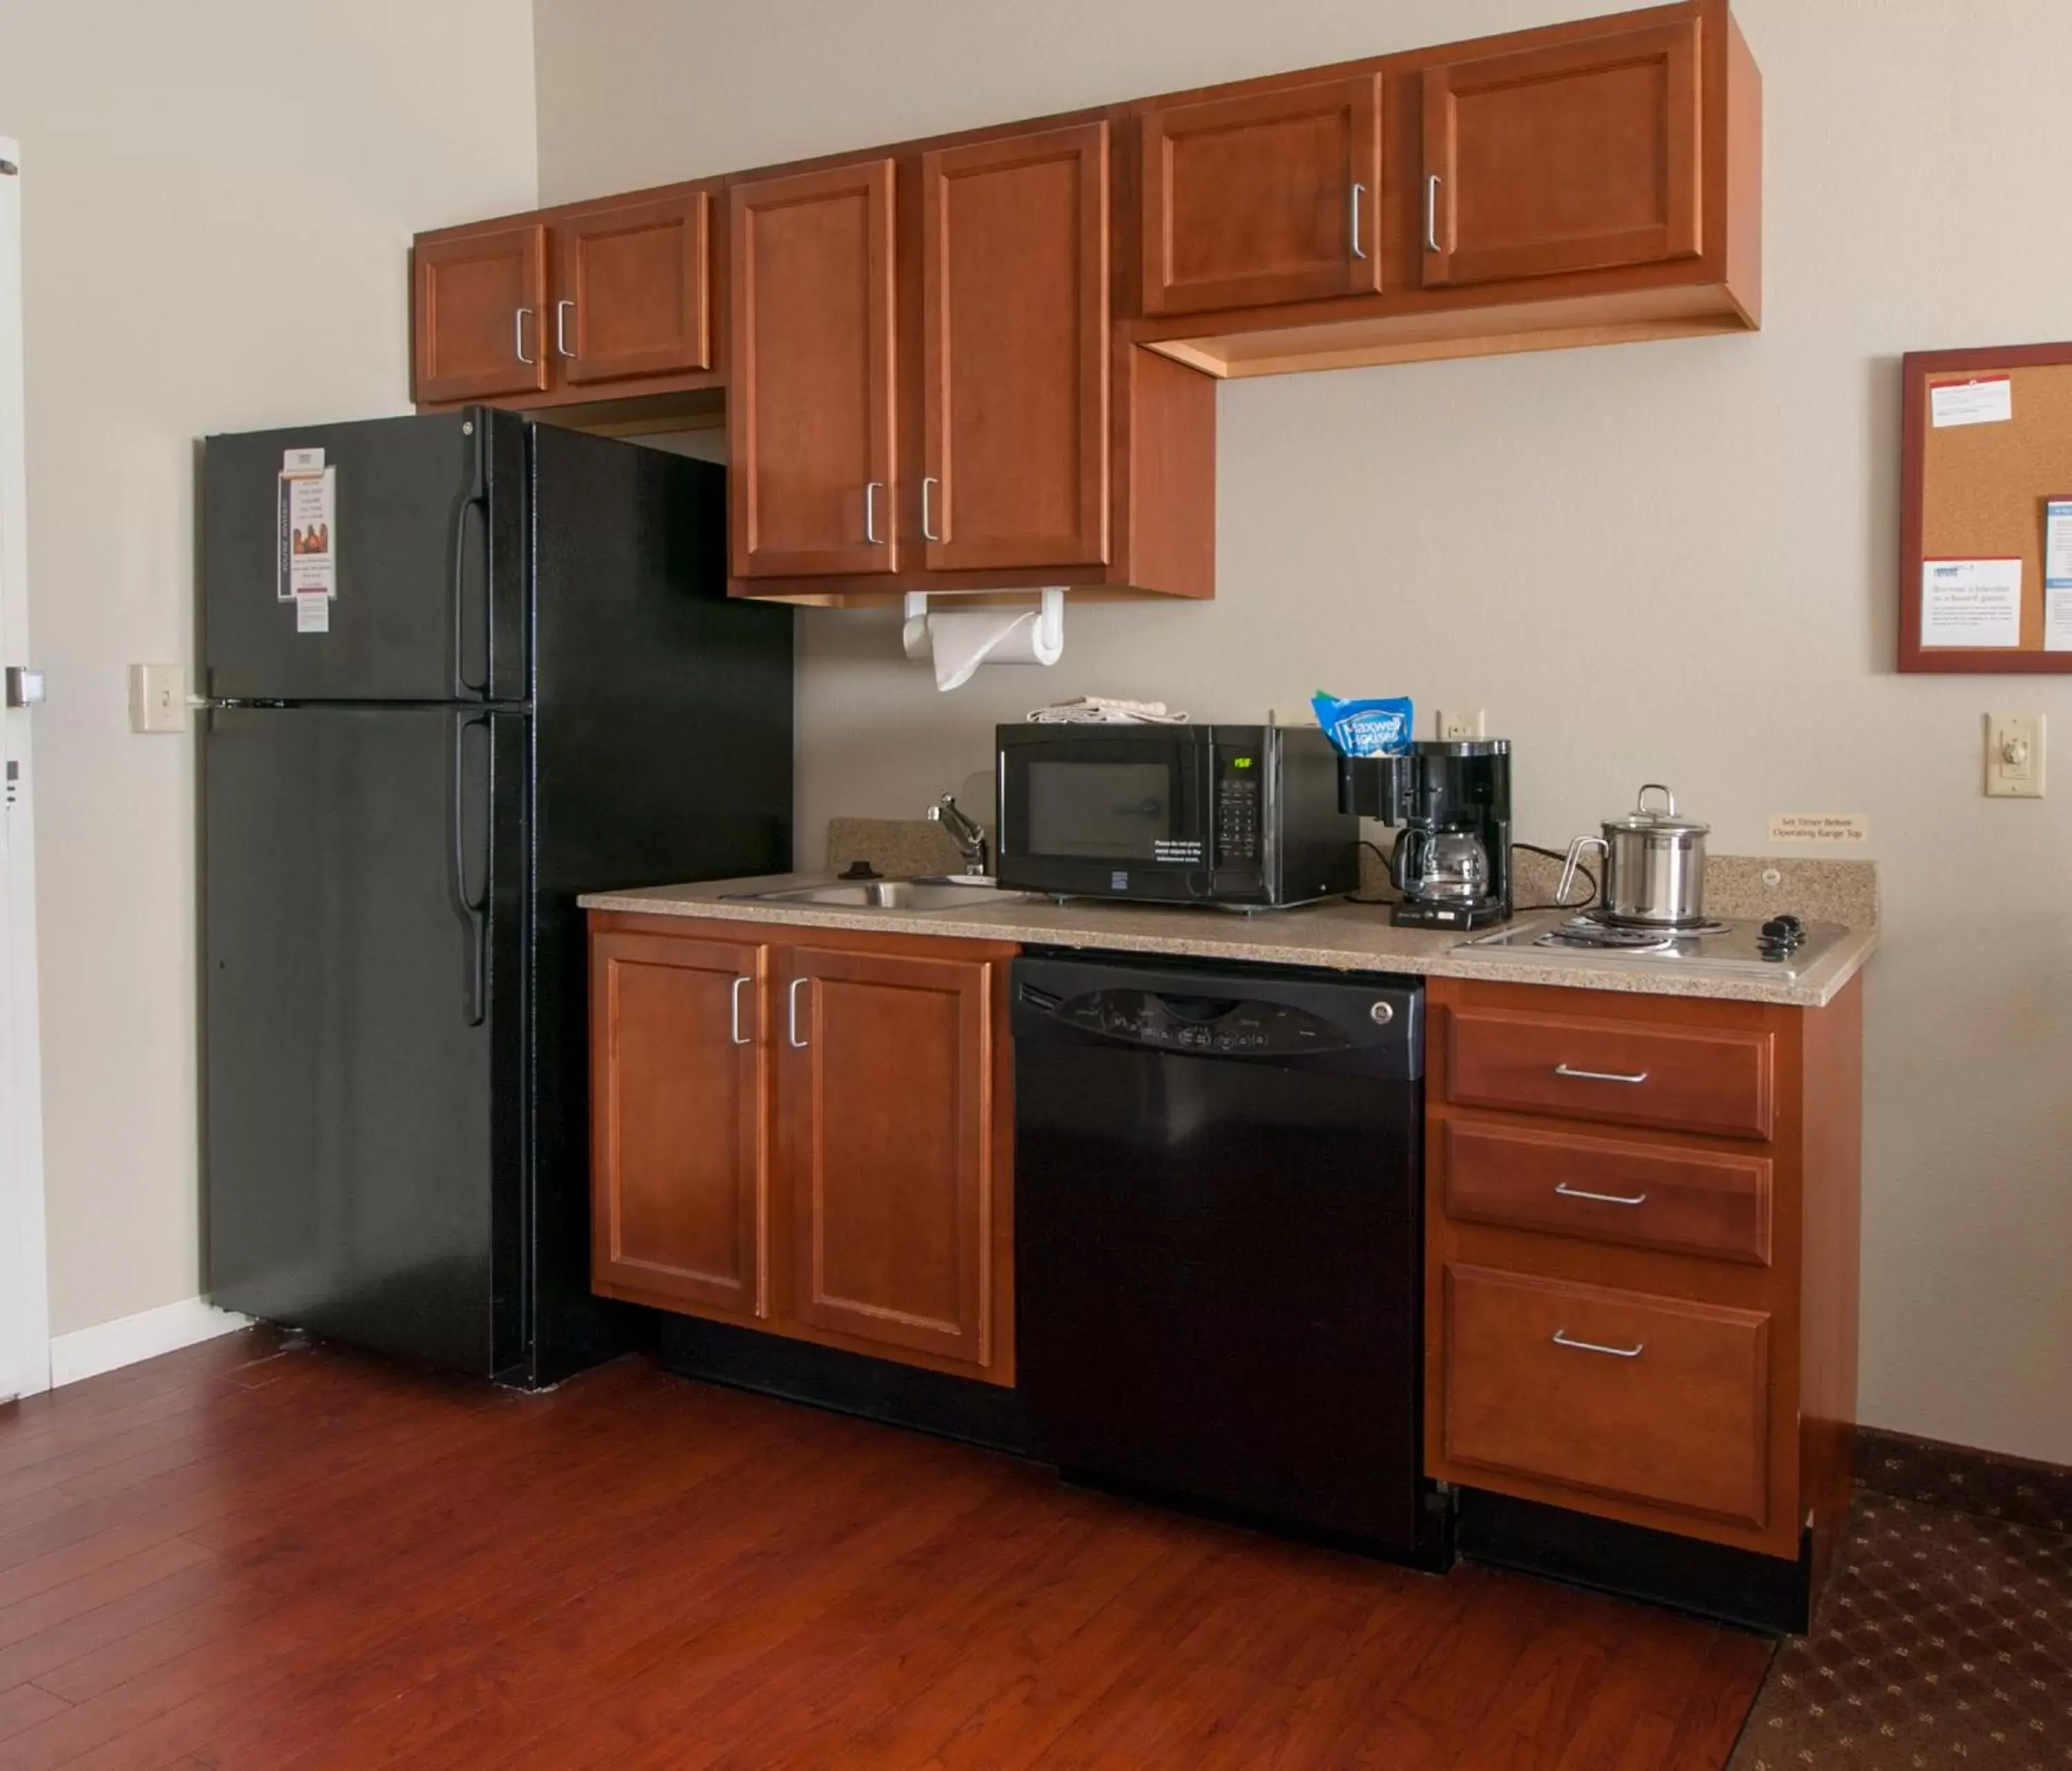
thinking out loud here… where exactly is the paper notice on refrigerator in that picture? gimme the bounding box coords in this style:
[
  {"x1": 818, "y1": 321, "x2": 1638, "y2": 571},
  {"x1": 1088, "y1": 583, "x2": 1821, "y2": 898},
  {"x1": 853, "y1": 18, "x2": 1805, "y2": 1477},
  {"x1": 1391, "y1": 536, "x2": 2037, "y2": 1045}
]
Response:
[
  {"x1": 295, "y1": 591, "x2": 330, "y2": 633},
  {"x1": 1921, "y1": 557, "x2": 2022, "y2": 647},
  {"x1": 1930, "y1": 376, "x2": 2013, "y2": 427},
  {"x1": 277, "y1": 461, "x2": 336, "y2": 602}
]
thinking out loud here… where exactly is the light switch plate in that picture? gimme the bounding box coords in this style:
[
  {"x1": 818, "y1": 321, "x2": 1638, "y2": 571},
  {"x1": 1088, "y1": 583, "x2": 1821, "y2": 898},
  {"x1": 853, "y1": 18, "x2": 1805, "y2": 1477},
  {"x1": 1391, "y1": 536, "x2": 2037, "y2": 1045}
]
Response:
[
  {"x1": 1984, "y1": 711, "x2": 2044, "y2": 797},
  {"x1": 128, "y1": 663, "x2": 186, "y2": 734}
]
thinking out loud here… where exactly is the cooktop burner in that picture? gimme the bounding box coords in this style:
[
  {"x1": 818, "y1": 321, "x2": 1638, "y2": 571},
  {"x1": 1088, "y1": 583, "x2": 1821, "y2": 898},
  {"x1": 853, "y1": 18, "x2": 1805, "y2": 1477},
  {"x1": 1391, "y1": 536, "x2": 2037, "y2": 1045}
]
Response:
[{"x1": 1454, "y1": 910, "x2": 1844, "y2": 978}]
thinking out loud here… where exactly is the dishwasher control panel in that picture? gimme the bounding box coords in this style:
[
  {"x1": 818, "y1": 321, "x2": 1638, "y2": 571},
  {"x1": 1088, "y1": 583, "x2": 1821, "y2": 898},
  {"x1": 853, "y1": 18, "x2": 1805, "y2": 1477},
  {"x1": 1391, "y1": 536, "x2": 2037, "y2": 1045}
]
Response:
[{"x1": 1055, "y1": 988, "x2": 1353, "y2": 1054}]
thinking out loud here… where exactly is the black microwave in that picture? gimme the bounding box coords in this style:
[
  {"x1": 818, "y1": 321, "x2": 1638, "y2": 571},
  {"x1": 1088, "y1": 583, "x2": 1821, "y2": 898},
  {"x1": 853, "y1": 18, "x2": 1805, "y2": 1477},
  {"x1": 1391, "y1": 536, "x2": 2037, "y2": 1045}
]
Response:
[{"x1": 995, "y1": 724, "x2": 1359, "y2": 907}]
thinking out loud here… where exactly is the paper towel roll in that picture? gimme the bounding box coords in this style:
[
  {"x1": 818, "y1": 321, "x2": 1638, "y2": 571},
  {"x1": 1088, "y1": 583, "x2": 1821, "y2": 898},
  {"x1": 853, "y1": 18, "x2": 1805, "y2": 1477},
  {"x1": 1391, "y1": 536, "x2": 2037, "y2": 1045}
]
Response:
[{"x1": 902, "y1": 595, "x2": 1064, "y2": 691}]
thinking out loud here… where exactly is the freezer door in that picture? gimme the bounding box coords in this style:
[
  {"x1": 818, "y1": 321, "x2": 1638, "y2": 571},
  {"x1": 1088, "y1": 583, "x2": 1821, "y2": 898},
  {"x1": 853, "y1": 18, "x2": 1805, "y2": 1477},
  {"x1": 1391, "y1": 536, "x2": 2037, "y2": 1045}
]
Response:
[
  {"x1": 202, "y1": 705, "x2": 526, "y2": 1376},
  {"x1": 201, "y1": 410, "x2": 526, "y2": 704}
]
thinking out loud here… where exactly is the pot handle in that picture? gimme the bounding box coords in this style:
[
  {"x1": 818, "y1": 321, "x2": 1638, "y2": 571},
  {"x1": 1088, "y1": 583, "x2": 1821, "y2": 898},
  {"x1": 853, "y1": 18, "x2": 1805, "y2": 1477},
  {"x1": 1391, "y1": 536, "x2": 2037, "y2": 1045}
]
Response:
[
  {"x1": 1555, "y1": 835, "x2": 1608, "y2": 908},
  {"x1": 1635, "y1": 783, "x2": 1676, "y2": 817}
]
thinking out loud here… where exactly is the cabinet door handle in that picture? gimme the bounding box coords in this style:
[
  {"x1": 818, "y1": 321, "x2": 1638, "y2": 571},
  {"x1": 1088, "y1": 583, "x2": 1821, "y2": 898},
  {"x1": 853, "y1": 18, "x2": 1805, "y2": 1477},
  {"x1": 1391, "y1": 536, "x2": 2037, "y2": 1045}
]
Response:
[
  {"x1": 555, "y1": 298, "x2": 575, "y2": 359},
  {"x1": 730, "y1": 975, "x2": 752, "y2": 1046},
  {"x1": 864, "y1": 481, "x2": 884, "y2": 545},
  {"x1": 921, "y1": 475, "x2": 941, "y2": 543},
  {"x1": 1350, "y1": 182, "x2": 1368, "y2": 260},
  {"x1": 1552, "y1": 1330, "x2": 1644, "y2": 1359},
  {"x1": 787, "y1": 977, "x2": 809, "y2": 1049},
  {"x1": 513, "y1": 306, "x2": 535, "y2": 365},
  {"x1": 1553, "y1": 1063, "x2": 1649, "y2": 1085},
  {"x1": 1554, "y1": 1182, "x2": 1649, "y2": 1207},
  {"x1": 1424, "y1": 175, "x2": 1443, "y2": 253}
]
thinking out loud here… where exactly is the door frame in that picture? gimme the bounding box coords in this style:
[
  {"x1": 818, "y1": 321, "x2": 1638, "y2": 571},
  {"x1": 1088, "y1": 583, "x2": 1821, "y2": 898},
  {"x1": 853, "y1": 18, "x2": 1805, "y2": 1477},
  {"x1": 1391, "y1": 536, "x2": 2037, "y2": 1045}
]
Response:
[{"x1": 0, "y1": 133, "x2": 51, "y2": 1401}]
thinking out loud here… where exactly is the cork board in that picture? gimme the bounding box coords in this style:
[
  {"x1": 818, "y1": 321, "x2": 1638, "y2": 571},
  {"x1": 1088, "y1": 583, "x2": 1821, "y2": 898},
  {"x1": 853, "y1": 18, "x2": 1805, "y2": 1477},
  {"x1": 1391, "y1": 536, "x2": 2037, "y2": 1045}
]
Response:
[{"x1": 1899, "y1": 341, "x2": 2072, "y2": 672}]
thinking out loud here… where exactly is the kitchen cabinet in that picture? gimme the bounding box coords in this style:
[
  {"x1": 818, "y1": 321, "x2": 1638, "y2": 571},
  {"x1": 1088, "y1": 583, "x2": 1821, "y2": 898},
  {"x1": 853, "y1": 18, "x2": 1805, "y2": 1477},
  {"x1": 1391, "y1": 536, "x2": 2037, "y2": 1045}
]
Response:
[
  {"x1": 728, "y1": 159, "x2": 899, "y2": 580},
  {"x1": 1140, "y1": 75, "x2": 1383, "y2": 316},
  {"x1": 1423, "y1": 975, "x2": 1862, "y2": 1609},
  {"x1": 412, "y1": 224, "x2": 548, "y2": 404},
  {"x1": 780, "y1": 942, "x2": 999, "y2": 1368},
  {"x1": 588, "y1": 913, "x2": 1017, "y2": 1385},
  {"x1": 550, "y1": 190, "x2": 712, "y2": 384},
  {"x1": 412, "y1": 185, "x2": 722, "y2": 410},
  {"x1": 922, "y1": 122, "x2": 1110, "y2": 572},
  {"x1": 590, "y1": 928, "x2": 769, "y2": 1323},
  {"x1": 1420, "y1": 17, "x2": 1703, "y2": 289}
]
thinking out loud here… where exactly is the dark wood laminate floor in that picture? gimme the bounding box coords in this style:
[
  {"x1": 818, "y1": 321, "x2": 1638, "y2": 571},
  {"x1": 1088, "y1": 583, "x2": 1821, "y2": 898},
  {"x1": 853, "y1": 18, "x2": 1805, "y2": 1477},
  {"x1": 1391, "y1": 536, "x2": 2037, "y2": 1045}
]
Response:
[{"x1": 0, "y1": 1330, "x2": 1772, "y2": 1770}]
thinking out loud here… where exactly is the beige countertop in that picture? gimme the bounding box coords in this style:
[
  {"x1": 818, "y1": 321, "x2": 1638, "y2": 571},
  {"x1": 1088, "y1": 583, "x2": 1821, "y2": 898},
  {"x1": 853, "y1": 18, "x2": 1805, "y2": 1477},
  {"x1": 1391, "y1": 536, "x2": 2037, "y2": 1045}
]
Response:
[{"x1": 579, "y1": 875, "x2": 1878, "y2": 1008}]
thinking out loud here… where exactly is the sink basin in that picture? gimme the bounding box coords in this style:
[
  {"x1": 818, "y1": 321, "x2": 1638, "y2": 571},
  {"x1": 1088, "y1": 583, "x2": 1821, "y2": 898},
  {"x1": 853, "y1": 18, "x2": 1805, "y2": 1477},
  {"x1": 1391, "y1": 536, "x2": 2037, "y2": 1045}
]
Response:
[{"x1": 722, "y1": 879, "x2": 1027, "y2": 913}]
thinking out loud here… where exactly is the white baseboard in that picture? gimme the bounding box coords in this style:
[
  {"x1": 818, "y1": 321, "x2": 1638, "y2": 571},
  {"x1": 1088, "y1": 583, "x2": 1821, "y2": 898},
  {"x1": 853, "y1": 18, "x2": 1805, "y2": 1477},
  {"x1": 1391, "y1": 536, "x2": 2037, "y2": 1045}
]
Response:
[{"x1": 48, "y1": 1297, "x2": 253, "y2": 1388}]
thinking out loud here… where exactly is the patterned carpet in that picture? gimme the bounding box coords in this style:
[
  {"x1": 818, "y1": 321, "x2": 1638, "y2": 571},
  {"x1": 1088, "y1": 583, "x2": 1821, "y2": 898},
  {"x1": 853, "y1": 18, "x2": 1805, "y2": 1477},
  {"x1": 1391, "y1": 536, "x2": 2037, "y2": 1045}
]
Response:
[{"x1": 1727, "y1": 1491, "x2": 2072, "y2": 1769}]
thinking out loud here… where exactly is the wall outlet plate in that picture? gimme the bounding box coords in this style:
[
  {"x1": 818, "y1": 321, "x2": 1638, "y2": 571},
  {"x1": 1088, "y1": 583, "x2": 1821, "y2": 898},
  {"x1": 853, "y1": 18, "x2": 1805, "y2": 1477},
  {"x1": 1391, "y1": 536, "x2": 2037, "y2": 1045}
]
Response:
[
  {"x1": 1984, "y1": 711, "x2": 2044, "y2": 798},
  {"x1": 1437, "y1": 709, "x2": 1486, "y2": 740},
  {"x1": 128, "y1": 663, "x2": 186, "y2": 734}
]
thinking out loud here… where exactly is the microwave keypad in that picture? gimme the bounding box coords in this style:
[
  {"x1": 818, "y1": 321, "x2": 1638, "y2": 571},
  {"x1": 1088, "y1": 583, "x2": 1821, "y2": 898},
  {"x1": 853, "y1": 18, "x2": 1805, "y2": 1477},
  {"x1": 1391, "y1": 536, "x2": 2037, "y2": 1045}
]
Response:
[{"x1": 1216, "y1": 770, "x2": 1261, "y2": 861}]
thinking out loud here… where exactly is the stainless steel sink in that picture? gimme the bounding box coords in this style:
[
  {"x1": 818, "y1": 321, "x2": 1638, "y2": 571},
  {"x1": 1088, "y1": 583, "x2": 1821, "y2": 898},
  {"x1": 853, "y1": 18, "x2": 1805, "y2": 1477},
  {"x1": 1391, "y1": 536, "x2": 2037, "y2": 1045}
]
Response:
[{"x1": 722, "y1": 879, "x2": 1026, "y2": 912}]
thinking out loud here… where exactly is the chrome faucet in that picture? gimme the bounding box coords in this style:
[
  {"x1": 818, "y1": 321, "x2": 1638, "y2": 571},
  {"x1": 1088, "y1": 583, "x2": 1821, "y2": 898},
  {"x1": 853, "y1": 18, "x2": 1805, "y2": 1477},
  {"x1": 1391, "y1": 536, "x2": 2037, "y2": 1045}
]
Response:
[{"x1": 927, "y1": 793, "x2": 990, "y2": 877}]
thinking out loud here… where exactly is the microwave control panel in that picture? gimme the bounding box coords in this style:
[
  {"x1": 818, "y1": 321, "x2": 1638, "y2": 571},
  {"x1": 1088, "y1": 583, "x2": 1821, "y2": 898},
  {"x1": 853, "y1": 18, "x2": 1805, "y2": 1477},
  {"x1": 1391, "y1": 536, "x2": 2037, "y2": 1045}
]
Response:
[{"x1": 1214, "y1": 747, "x2": 1263, "y2": 863}]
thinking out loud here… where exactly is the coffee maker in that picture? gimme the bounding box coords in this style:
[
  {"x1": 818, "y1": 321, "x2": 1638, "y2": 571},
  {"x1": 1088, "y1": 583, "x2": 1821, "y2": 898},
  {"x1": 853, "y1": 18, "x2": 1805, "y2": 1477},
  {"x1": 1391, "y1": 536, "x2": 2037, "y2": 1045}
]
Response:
[{"x1": 1338, "y1": 739, "x2": 1513, "y2": 929}]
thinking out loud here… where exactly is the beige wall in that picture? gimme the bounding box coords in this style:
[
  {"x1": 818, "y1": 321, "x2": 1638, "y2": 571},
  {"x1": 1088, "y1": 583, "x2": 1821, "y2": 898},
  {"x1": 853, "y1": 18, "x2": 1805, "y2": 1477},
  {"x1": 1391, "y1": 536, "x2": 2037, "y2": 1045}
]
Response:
[
  {"x1": 0, "y1": 1, "x2": 539, "y2": 1335},
  {"x1": 537, "y1": 0, "x2": 2072, "y2": 1464}
]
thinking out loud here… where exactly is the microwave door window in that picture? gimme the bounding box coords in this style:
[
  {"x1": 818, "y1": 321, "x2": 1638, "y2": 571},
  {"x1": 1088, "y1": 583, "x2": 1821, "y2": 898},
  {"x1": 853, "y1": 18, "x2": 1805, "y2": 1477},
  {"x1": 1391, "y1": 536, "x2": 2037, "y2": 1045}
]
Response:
[{"x1": 1028, "y1": 762, "x2": 1173, "y2": 859}]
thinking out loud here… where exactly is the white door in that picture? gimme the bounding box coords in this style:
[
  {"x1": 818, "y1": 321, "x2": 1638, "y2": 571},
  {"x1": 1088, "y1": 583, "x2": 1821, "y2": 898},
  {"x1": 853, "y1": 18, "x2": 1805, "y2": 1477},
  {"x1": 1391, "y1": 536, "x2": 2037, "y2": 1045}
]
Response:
[{"x1": 0, "y1": 135, "x2": 50, "y2": 1402}]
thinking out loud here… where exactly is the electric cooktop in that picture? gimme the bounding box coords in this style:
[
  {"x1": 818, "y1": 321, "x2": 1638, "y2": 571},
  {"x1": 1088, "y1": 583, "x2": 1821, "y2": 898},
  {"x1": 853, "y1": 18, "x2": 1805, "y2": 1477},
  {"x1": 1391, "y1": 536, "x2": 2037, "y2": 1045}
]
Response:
[{"x1": 1452, "y1": 910, "x2": 1844, "y2": 979}]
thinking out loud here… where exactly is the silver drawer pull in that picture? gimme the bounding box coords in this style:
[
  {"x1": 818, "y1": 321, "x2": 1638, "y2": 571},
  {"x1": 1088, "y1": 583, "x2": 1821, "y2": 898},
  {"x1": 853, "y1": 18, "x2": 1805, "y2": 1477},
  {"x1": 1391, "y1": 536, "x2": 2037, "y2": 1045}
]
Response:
[
  {"x1": 729, "y1": 975, "x2": 752, "y2": 1046},
  {"x1": 1552, "y1": 1330, "x2": 1644, "y2": 1359},
  {"x1": 1553, "y1": 1063, "x2": 1649, "y2": 1085},
  {"x1": 787, "y1": 977, "x2": 809, "y2": 1049},
  {"x1": 1554, "y1": 1182, "x2": 1648, "y2": 1208}
]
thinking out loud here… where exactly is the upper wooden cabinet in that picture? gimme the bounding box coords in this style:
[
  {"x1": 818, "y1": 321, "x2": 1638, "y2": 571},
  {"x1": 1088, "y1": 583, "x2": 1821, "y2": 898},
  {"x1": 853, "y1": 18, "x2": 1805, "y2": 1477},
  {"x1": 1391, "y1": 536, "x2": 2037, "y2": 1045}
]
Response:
[
  {"x1": 1140, "y1": 75, "x2": 1383, "y2": 316},
  {"x1": 412, "y1": 224, "x2": 548, "y2": 404},
  {"x1": 588, "y1": 914, "x2": 1017, "y2": 1386},
  {"x1": 1421, "y1": 17, "x2": 1702, "y2": 288},
  {"x1": 550, "y1": 190, "x2": 711, "y2": 383},
  {"x1": 591, "y1": 928, "x2": 768, "y2": 1323},
  {"x1": 728, "y1": 159, "x2": 899, "y2": 580},
  {"x1": 922, "y1": 122, "x2": 1110, "y2": 573}
]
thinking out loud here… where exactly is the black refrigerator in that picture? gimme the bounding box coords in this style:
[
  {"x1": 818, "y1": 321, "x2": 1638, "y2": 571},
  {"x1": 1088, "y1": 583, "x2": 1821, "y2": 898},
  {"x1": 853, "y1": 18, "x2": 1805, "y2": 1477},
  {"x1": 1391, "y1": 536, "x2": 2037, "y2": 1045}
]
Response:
[{"x1": 199, "y1": 409, "x2": 792, "y2": 1386}]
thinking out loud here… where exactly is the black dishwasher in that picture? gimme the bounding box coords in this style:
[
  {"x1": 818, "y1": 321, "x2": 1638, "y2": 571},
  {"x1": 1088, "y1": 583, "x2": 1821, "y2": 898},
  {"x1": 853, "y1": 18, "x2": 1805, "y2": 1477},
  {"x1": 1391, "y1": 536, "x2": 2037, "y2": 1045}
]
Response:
[{"x1": 1013, "y1": 951, "x2": 1440, "y2": 1567}]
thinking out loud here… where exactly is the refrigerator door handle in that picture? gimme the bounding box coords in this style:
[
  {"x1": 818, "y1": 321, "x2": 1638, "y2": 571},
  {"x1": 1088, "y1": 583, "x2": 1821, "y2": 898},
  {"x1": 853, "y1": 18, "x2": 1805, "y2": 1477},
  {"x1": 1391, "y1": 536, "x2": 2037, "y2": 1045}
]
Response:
[
  {"x1": 452, "y1": 419, "x2": 492, "y2": 700},
  {"x1": 450, "y1": 712, "x2": 492, "y2": 1027}
]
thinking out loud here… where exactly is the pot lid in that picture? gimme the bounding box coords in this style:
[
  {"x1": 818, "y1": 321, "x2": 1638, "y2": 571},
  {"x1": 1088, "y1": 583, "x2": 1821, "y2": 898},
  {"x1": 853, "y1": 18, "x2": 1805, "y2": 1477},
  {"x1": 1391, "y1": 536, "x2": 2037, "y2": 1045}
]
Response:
[{"x1": 1605, "y1": 783, "x2": 1709, "y2": 836}]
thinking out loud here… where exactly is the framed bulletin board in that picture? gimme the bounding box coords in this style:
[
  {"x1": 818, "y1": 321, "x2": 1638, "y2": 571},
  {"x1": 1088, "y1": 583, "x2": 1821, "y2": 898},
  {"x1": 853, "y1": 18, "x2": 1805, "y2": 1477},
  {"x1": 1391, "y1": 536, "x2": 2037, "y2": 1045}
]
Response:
[{"x1": 1899, "y1": 341, "x2": 2072, "y2": 672}]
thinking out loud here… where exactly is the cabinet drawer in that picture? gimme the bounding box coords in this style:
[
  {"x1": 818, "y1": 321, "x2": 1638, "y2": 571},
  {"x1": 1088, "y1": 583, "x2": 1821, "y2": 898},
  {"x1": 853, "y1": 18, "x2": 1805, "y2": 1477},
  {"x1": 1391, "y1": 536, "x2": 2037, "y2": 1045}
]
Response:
[
  {"x1": 1441, "y1": 1265, "x2": 1769, "y2": 1526},
  {"x1": 1441, "y1": 1005, "x2": 1774, "y2": 1140},
  {"x1": 1441, "y1": 1119, "x2": 1771, "y2": 1265}
]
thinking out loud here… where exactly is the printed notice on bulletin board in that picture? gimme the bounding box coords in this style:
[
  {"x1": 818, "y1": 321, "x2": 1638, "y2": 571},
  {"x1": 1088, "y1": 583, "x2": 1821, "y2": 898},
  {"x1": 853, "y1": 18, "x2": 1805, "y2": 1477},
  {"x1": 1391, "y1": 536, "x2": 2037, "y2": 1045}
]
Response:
[
  {"x1": 1921, "y1": 557, "x2": 2022, "y2": 647},
  {"x1": 277, "y1": 448, "x2": 336, "y2": 635}
]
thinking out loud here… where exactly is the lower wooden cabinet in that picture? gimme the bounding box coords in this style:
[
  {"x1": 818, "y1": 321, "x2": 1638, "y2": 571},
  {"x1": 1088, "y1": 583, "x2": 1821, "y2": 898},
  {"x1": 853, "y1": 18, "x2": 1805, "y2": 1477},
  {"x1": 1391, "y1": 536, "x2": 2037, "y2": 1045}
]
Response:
[
  {"x1": 1423, "y1": 975, "x2": 1863, "y2": 1579},
  {"x1": 591, "y1": 929, "x2": 768, "y2": 1323},
  {"x1": 589, "y1": 913, "x2": 1016, "y2": 1385}
]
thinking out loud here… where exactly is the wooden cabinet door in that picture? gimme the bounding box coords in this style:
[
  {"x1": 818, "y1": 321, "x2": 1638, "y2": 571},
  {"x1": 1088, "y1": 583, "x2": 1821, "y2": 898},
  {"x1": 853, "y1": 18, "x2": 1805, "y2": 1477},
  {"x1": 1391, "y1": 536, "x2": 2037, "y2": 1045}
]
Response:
[
  {"x1": 412, "y1": 224, "x2": 549, "y2": 403},
  {"x1": 1421, "y1": 18, "x2": 1702, "y2": 288},
  {"x1": 922, "y1": 122, "x2": 1109, "y2": 571},
  {"x1": 550, "y1": 191, "x2": 711, "y2": 385},
  {"x1": 591, "y1": 930, "x2": 769, "y2": 1322},
  {"x1": 728, "y1": 159, "x2": 899, "y2": 578},
  {"x1": 778, "y1": 944, "x2": 996, "y2": 1370},
  {"x1": 1140, "y1": 75, "x2": 1382, "y2": 316}
]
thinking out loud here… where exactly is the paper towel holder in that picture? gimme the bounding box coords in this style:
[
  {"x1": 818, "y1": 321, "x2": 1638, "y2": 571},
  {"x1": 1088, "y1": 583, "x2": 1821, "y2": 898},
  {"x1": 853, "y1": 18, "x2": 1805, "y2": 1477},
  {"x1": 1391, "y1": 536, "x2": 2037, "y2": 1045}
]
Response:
[{"x1": 902, "y1": 586, "x2": 1064, "y2": 651}]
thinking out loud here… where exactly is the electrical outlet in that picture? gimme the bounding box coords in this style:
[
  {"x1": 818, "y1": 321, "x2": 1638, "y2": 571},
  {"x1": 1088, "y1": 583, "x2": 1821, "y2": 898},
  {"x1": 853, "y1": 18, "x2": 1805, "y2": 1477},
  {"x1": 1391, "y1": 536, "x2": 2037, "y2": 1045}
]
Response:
[
  {"x1": 1436, "y1": 709, "x2": 1486, "y2": 741},
  {"x1": 128, "y1": 663, "x2": 186, "y2": 734},
  {"x1": 1984, "y1": 711, "x2": 2044, "y2": 797}
]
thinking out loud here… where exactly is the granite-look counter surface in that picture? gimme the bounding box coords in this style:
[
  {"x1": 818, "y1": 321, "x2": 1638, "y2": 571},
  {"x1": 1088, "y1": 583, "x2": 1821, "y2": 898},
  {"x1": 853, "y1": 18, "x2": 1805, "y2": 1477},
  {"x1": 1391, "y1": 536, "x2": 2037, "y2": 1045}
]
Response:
[{"x1": 580, "y1": 874, "x2": 1878, "y2": 1008}]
